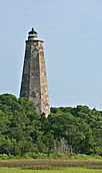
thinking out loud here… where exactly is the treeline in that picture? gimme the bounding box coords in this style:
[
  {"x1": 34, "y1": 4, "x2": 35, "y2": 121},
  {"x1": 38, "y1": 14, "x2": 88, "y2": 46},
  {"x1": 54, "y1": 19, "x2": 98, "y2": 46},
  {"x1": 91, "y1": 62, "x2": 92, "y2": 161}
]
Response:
[{"x1": 0, "y1": 94, "x2": 102, "y2": 157}]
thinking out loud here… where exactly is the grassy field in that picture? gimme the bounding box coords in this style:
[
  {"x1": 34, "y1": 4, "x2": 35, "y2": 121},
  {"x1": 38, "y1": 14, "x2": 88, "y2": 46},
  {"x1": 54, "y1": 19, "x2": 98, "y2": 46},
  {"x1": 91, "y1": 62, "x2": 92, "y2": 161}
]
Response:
[
  {"x1": 1, "y1": 159, "x2": 102, "y2": 169},
  {"x1": 0, "y1": 167, "x2": 102, "y2": 173},
  {"x1": 0, "y1": 159, "x2": 102, "y2": 172}
]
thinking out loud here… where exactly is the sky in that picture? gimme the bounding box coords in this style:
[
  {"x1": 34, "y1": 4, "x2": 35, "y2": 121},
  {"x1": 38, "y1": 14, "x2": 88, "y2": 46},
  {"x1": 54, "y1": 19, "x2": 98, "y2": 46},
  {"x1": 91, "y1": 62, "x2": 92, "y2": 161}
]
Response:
[{"x1": 0, "y1": 0, "x2": 101, "y2": 109}]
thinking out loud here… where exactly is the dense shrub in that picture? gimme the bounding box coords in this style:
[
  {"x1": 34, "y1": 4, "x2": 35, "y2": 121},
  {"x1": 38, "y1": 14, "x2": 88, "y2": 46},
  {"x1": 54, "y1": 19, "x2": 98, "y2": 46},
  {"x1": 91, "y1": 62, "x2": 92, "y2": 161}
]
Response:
[{"x1": 0, "y1": 94, "x2": 102, "y2": 157}]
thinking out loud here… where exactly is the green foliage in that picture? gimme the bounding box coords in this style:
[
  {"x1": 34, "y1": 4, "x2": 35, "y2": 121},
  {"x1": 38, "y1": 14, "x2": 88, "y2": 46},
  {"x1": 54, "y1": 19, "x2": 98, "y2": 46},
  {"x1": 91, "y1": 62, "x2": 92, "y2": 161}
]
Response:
[{"x1": 0, "y1": 94, "x2": 102, "y2": 157}]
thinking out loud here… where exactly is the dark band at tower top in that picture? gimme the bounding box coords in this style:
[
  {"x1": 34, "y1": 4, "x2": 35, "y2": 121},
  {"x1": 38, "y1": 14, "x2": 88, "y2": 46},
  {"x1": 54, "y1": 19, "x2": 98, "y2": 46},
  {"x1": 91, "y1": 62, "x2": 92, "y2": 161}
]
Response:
[{"x1": 20, "y1": 28, "x2": 50, "y2": 117}]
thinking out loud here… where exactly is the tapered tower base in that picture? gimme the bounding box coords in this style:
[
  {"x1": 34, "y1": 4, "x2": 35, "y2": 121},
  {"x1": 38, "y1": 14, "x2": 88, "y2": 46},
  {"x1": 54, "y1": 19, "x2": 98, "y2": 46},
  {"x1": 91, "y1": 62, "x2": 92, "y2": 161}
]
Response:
[{"x1": 20, "y1": 28, "x2": 50, "y2": 117}]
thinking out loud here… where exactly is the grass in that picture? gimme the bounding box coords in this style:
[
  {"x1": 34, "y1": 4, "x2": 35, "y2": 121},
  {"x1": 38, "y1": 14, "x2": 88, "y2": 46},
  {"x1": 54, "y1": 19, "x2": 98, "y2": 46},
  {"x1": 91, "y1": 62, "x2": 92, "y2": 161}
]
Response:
[
  {"x1": 1, "y1": 159, "x2": 102, "y2": 169},
  {"x1": 1, "y1": 167, "x2": 102, "y2": 173}
]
